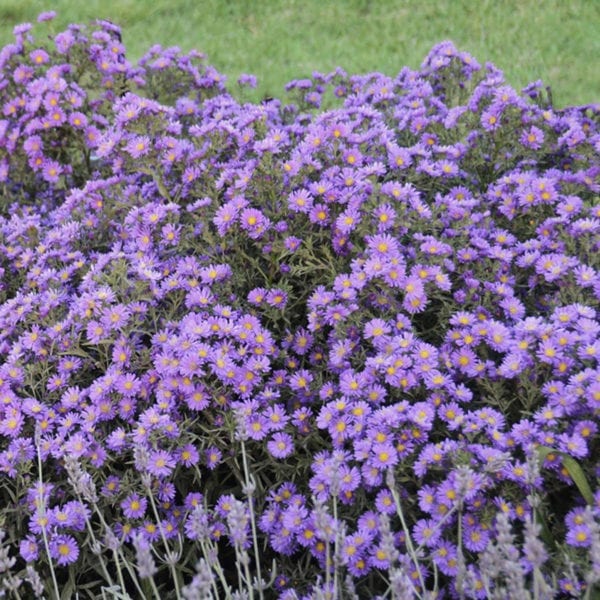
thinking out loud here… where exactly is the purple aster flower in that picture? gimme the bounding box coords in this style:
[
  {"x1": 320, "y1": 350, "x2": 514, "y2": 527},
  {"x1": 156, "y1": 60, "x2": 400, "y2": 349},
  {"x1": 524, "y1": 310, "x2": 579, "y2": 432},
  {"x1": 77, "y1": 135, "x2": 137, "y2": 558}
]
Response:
[
  {"x1": 37, "y1": 11, "x2": 57, "y2": 22},
  {"x1": 237, "y1": 73, "x2": 257, "y2": 87},
  {"x1": 306, "y1": 203, "x2": 329, "y2": 226},
  {"x1": 125, "y1": 135, "x2": 151, "y2": 158},
  {"x1": 284, "y1": 236, "x2": 302, "y2": 251},
  {"x1": 101, "y1": 304, "x2": 131, "y2": 329},
  {"x1": 116, "y1": 373, "x2": 141, "y2": 397},
  {"x1": 335, "y1": 207, "x2": 361, "y2": 234},
  {"x1": 433, "y1": 541, "x2": 460, "y2": 576},
  {"x1": 463, "y1": 519, "x2": 490, "y2": 552},
  {"x1": 139, "y1": 521, "x2": 161, "y2": 543},
  {"x1": 558, "y1": 432, "x2": 588, "y2": 458},
  {"x1": 347, "y1": 555, "x2": 370, "y2": 577},
  {"x1": 121, "y1": 494, "x2": 148, "y2": 520},
  {"x1": 520, "y1": 126, "x2": 545, "y2": 149},
  {"x1": 215, "y1": 494, "x2": 237, "y2": 519},
  {"x1": 340, "y1": 532, "x2": 369, "y2": 567},
  {"x1": 566, "y1": 522, "x2": 594, "y2": 548},
  {"x1": 85, "y1": 320, "x2": 107, "y2": 344},
  {"x1": 368, "y1": 542, "x2": 394, "y2": 569},
  {"x1": 338, "y1": 463, "x2": 361, "y2": 495},
  {"x1": 51, "y1": 501, "x2": 88, "y2": 531},
  {"x1": 106, "y1": 427, "x2": 127, "y2": 450},
  {"x1": 0, "y1": 408, "x2": 24, "y2": 438},
  {"x1": 199, "y1": 263, "x2": 231, "y2": 284},
  {"x1": 101, "y1": 476, "x2": 121, "y2": 497},
  {"x1": 357, "y1": 511, "x2": 380, "y2": 538},
  {"x1": 289, "y1": 369, "x2": 313, "y2": 394},
  {"x1": 374, "y1": 488, "x2": 396, "y2": 515},
  {"x1": 481, "y1": 106, "x2": 502, "y2": 131},
  {"x1": 41, "y1": 159, "x2": 63, "y2": 183},
  {"x1": 205, "y1": 446, "x2": 222, "y2": 470},
  {"x1": 49, "y1": 534, "x2": 79, "y2": 565},
  {"x1": 20, "y1": 535, "x2": 39, "y2": 562},
  {"x1": 559, "y1": 577, "x2": 584, "y2": 597},
  {"x1": 147, "y1": 449, "x2": 176, "y2": 478},
  {"x1": 291, "y1": 328, "x2": 313, "y2": 355},
  {"x1": 30, "y1": 49, "x2": 50, "y2": 65},
  {"x1": 265, "y1": 288, "x2": 287, "y2": 309},
  {"x1": 291, "y1": 514, "x2": 316, "y2": 549},
  {"x1": 288, "y1": 189, "x2": 313, "y2": 213},
  {"x1": 178, "y1": 443, "x2": 200, "y2": 467},
  {"x1": 267, "y1": 432, "x2": 294, "y2": 459},
  {"x1": 240, "y1": 207, "x2": 271, "y2": 239},
  {"x1": 244, "y1": 412, "x2": 269, "y2": 441}
]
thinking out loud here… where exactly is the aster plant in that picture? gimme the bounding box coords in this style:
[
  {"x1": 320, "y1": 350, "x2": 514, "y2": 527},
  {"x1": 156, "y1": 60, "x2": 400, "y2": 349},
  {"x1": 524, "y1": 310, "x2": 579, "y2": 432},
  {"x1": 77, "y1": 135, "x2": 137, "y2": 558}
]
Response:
[{"x1": 0, "y1": 11, "x2": 599, "y2": 600}]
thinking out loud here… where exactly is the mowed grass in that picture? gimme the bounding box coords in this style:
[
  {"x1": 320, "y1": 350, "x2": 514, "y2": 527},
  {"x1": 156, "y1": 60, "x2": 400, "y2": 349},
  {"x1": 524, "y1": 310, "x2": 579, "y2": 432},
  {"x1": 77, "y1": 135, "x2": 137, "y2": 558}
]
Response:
[{"x1": 0, "y1": 0, "x2": 598, "y2": 108}]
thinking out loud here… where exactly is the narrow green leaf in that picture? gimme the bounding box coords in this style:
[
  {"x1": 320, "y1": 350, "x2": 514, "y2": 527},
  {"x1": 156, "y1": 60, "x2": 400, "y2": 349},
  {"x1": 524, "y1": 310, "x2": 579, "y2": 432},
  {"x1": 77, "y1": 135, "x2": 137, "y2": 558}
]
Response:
[
  {"x1": 534, "y1": 508, "x2": 556, "y2": 550},
  {"x1": 538, "y1": 446, "x2": 594, "y2": 505},
  {"x1": 561, "y1": 455, "x2": 594, "y2": 505}
]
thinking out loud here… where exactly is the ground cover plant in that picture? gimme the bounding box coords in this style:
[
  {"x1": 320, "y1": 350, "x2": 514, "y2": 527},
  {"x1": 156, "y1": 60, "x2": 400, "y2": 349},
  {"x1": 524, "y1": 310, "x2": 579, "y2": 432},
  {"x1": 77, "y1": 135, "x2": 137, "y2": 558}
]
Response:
[{"x1": 0, "y1": 11, "x2": 599, "y2": 600}]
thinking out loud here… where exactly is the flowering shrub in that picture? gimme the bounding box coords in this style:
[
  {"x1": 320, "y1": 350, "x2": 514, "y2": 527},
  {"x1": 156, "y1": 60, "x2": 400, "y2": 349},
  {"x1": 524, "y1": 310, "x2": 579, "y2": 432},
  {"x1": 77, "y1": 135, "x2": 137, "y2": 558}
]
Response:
[{"x1": 0, "y1": 12, "x2": 599, "y2": 600}]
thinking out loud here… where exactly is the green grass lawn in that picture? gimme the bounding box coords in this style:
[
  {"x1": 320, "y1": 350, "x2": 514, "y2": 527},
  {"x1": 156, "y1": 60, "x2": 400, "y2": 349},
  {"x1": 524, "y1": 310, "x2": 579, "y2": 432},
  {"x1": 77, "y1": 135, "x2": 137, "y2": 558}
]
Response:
[{"x1": 1, "y1": 0, "x2": 598, "y2": 108}]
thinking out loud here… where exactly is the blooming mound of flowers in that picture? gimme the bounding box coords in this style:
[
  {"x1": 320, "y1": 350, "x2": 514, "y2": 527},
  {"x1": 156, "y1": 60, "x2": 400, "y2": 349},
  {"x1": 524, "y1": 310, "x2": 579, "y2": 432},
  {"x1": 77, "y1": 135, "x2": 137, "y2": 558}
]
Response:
[{"x1": 0, "y1": 13, "x2": 599, "y2": 600}]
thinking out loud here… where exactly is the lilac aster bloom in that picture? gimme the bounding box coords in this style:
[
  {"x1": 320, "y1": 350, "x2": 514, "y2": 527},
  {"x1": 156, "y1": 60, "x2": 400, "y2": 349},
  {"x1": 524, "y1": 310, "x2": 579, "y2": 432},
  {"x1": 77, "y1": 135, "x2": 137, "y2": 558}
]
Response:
[
  {"x1": 462, "y1": 520, "x2": 490, "y2": 552},
  {"x1": 147, "y1": 449, "x2": 176, "y2": 477},
  {"x1": 125, "y1": 135, "x2": 151, "y2": 158},
  {"x1": 288, "y1": 189, "x2": 313, "y2": 213},
  {"x1": 101, "y1": 476, "x2": 121, "y2": 497},
  {"x1": 204, "y1": 446, "x2": 222, "y2": 471},
  {"x1": 237, "y1": 73, "x2": 257, "y2": 88},
  {"x1": 245, "y1": 413, "x2": 269, "y2": 441},
  {"x1": 49, "y1": 534, "x2": 79, "y2": 565},
  {"x1": 178, "y1": 443, "x2": 200, "y2": 467},
  {"x1": 37, "y1": 11, "x2": 57, "y2": 22},
  {"x1": 267, "y1": 432, "x2": 294, "y2": 459},
  {"x1": 266, "y1": 288, "x2": 287, "y2": 308},
  {"x1": 433, "y1": 541, "x2": 460, "y2": 576},
  {"x1": 368, "y1": 542, "x2": 393, "y2": 569},
  {"x1": 30, "y1": 49, "x2": 50, "y2": 65},
  {"x1": 20, "y1": 535, "x2": 39, "y2": 562},
  {"x1": 374, "y1": 488, "x2": 396, "y2": 515},
  {"x1": 41, "y1": 159, "x2": 63, "y2": 183},
  {"x1": 240, "y1": 207, "x2": 271, "y2": 239},
  {"x1": 121, "y1": 494, "x2": 148, "y2": 520},
  {"x1": 284, "y1": 236, "x2": 302, "y2": 251}
]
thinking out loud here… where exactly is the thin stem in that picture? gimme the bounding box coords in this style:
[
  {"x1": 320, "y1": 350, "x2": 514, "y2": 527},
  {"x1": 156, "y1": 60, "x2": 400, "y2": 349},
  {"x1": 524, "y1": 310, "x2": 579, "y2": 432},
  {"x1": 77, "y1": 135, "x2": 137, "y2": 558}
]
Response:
[
  {"x1": 388, "y1": 475, "x2": 426, "y2": 597},
  {"x1": 332, "y1": 494, "x2": 339, "y2": 600},
  {"x1": 200, "y1": 539, "x2": 230, "y2": 599},
  {"x1": 144, "y1": 482, "x2": 182, "y2": 598},
  {"x1": 456, "y1": 502, "x2": 466, "y2": 600},
  {"x1": 414, "y1": 503, "x2": 458, "y2": 555},
  {"x1": 11, "y1": 583, "x2": 23, "y2": 600},
  {"x1": 35, "y1": 436, "x2": 61, "y2": 600},
  {"x1": 233, "y1": 543, "x2": 245, "y2": 596},
  {"x1": 113, "y1": 548, "x2": 129, "y2": 597},
  {"x1": 118, "y1": 552, "x2": 148, "y2": 599},
  {"x1": 147, "y1": 574, "x2": 162, "y2": 600},
  {"x1": 240, "y1": 439, "x2": 264, "y2": 599},
  {"x1": 73, "y1": 489, "x2": 115, "y2": 587},
  {"x1": 84, "y1": 497, "x2": 146, "y2": 598}
]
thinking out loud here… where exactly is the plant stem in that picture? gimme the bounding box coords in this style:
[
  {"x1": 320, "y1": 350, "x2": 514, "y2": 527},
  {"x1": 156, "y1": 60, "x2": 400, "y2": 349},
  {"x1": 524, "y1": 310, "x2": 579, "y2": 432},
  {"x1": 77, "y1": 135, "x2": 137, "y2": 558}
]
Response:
[{"x1": 35, "y1": 435, "x2": 61, "y2": 600}]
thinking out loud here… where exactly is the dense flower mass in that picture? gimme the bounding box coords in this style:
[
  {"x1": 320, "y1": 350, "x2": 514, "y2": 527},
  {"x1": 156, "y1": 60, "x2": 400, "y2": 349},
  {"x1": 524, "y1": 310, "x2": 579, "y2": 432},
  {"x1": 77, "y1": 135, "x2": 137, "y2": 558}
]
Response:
[{"x1": 0, "y1": 13, "x2": 599, "y2": 600}]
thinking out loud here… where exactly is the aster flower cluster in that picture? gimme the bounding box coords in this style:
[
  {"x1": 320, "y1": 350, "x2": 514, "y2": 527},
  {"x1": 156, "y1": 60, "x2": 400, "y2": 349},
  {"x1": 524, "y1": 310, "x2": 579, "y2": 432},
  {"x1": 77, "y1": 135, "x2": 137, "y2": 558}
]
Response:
[{"x1": 0, "y1": 14, "x2": 599, "y2": 600}]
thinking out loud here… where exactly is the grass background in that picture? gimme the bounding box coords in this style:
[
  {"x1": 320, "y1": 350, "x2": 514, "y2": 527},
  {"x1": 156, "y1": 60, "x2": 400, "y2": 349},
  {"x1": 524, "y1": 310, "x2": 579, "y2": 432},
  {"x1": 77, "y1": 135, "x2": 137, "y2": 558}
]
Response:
[{"x1": 0, "y1": 0, "x2": 598, "y2": 108}]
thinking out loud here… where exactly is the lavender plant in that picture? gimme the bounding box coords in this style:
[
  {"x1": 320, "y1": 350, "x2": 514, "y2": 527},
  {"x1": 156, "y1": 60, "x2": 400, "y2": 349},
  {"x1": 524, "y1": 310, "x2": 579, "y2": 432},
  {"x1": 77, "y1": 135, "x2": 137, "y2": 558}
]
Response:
[{"x1": 0, "y1": 11, "x2": 599, "y2": 600}]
